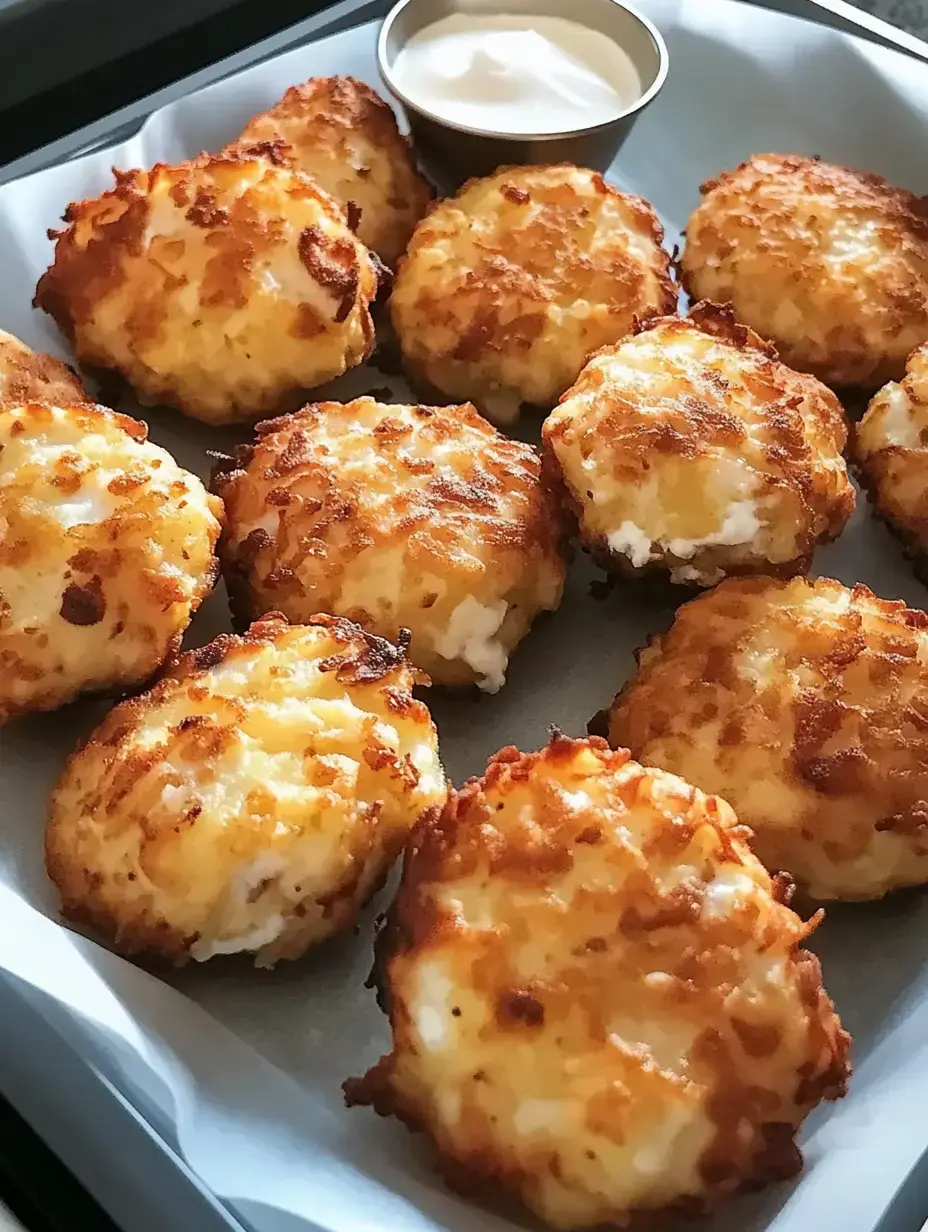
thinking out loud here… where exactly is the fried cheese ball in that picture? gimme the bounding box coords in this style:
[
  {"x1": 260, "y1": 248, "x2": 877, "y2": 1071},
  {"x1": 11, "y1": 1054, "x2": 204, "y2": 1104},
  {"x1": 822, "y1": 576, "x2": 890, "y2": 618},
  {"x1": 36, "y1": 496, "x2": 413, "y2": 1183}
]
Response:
[
  {"x1": 0, "y1": 401, "x2": 221, "y2": 723},
  {"x1": 854, "y1": 343, "x2": 928, "y2": 556},
  {"x1": 346, "y1": 735, "x2": 850, "y2": 1228},
  {"x1": 34, "y1": 152, "x2": 384, "y2": 425},
  {"x1": 607, "y1": 575, "x2": 928, "y2": 901},
  {"x1": 682, "y1": 153, "x2": 928, "y2": 388},
  {"x1": 0, "y1": 329, "x2": 88, "y2": 406},
  {"x1": 230, "y1": 76, "x2": 431, "y2": 266},
  {"x1": 542, "y1": 303, "x2": 855, "y2": 585},
  {"x1": 390, "y1": 164, "x2": 677, "y2": 424},
  {"x1": 46, "y1": 613, "x2": 446, "y2": 965},
  {"x1": 214, "y1": 398, "x2": 566, "y2": 691}
]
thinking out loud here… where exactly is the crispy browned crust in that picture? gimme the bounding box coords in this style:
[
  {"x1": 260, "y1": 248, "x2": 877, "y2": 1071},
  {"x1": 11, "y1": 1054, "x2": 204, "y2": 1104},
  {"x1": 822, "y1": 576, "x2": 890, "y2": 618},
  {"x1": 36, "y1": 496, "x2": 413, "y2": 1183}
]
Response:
[
  {"x1": 45, "y1": 612, "x2": 439, "y2": 963},
  {"x1": 0, "y1": 400, "x2": 222, "y2": 723},
  {"x1": 681, "y1": 153, "x2": 928, "y2": 388},
  {"x1": 347, "y1": 734, "x2": 850, "y2": 1227},
  {"x1": 34, "y1": 152, "x2": 382, "y2": 424},
  {"x1": 167, "y1": 611, "x2": 422, "y2": 689},
  {"x1": 607, "y1": 575, "x2": 928, "y2": 901},
  {"x1": 656, "y1": 300, "x2": 776, "y2": 356},
  {"x1": 0, "y1": 329, "x2": 89, "y2": 406},
  {"x1": 852, "y1": 440, "x2": 928, "y2": 577},
  {"x1": 541, "y1": 302, "x2": 854, "y2": 584},
  {"x1": 211, "y1": 397, "x2": 567, "y2": 685},
  {"x1": 389, "y1": 164, "x2": 677, "y2": 418},
  {"x1": 229, "y1": 75, "x2": 432, "y2": 265},
  {"x1": 852, "y1": 342, "x2": 928, "y2": 559}
]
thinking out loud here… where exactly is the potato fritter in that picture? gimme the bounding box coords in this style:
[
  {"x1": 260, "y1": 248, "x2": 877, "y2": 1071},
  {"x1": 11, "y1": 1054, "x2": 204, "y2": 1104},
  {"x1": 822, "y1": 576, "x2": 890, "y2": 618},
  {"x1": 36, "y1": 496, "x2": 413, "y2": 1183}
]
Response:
[
  {"x1": 46, "y1": 613, "x2": 446, "y2": 965},
  {"x1": 346, "y1": 735, "x2": 849, "y2": 1229},
  {"x1": 34, "y1": 152, "x2": 384, "y2": 425},
  {"x1": 0, "y1": 401, "x2": 221, "y2": 724},
  {"x1": 230, "y1": 76, "x2": 431, "y2": 266},
  {"x1": 542, "y1": 303, "x2": 854, "y2": 585},
  {"x1": 607, "y1": 575, "x2": 928, "y2": 901},
  {"x1": 682, "y1": 153, "x2": 928, "y2": 388},
  {"x1": 390, "y1": 163, "x2": 676, "y2": 424},
  {"x1": 854, "y1": 343, "x2": 928, "y2": 557},
  {"x1": 214, "y1": 398, "x2": 566, "y2": 691},
  {"x1": 0, "y1": 329, "x2": 88, "y2": 407}
]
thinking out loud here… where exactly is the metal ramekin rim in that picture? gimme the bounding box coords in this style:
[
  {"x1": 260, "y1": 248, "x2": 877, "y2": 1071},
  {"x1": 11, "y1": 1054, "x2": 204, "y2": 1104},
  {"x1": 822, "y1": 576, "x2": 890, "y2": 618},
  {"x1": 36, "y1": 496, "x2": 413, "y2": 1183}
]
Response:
[{"x1": 376, "y1": 0, "x2": 669, "y2": 144}]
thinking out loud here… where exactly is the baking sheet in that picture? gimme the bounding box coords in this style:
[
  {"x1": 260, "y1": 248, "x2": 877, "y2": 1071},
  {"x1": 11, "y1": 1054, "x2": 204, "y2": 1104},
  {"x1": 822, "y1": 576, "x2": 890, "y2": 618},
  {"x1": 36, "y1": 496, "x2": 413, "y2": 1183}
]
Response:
[{"x1": 2, "y1": 2, "x2": 928, "y2": 1230}]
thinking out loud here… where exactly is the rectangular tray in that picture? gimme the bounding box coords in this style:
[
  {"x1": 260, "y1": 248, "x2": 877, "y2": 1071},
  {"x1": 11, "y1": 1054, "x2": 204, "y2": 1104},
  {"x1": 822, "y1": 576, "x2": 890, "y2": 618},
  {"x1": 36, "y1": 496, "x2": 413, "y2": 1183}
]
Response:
[{"x1": 2, "y1": 4, "x2": 928, "y2": 1232}]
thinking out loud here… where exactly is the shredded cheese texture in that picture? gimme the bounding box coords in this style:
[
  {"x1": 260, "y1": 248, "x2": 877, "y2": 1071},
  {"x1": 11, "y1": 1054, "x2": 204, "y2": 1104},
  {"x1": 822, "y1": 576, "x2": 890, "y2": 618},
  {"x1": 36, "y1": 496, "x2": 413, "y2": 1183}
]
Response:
[
  {"x1": 46, "y1": 613, "x2": 446, "y2": 965},
  {"x1": 683, "y1": 153, "x2": 928, "y2": 388},
  {"x1": 390, "y1": 162, "x2": 676, "y2": 422},
  {"x1": 610, "y1": 575, "x2": 928, "y2": 900},
  {"x1": 215, "y1": 397, "x2": 566, "y2": 690},
  {"x1": 544, "y1": 305, "x2": 853, "y2": 585},
  {"x1": 0, "y1": 400, "x2": 221, "y2": 722},
  {"x1": 35, "y1": 152, "x2": 383, "y2": 423},
  {"x1": 348, "y1": 735, "x2": 849, "y2": 1228}
]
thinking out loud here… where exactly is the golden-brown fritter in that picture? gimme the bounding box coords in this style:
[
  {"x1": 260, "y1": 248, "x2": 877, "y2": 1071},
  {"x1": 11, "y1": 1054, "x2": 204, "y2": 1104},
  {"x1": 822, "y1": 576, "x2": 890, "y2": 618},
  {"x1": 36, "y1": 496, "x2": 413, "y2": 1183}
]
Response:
[
  {"x1": 34, "y1": 152, "x2": 384, "y2": 425},
  {"x1": 543, "y1": 303, "x2": 854, "y2": 585},
  {"x1": 0, "y1": 329, "x2": 88, "y2": 407},
  {"x1": 682, "y1": 153, "x2": 928, "y2": 388},
  {"x1": 390, "y1": 163, "x2": 676, "y2": 424},
  {"x1": 46, "y1": 613, "x2": 446, "y2": 965},
  {"x1": 854, "y1": 342, "x2": 928, "y2": 557},
  {"x1": 606, "y1": 575, "x2": 928, "y2": 901},
  {"x1": 346, "y1": 734, "x2": 849, "y2": 1229},
  {"x1": 214, "y1": 397, "x2": 566, "y2": 691},
  {"x1": 230, "y1": 76, "x2": 431, "y2": 266},
  {"x1": 0, "y1": 400, "x2": 221, "y2": 724}
]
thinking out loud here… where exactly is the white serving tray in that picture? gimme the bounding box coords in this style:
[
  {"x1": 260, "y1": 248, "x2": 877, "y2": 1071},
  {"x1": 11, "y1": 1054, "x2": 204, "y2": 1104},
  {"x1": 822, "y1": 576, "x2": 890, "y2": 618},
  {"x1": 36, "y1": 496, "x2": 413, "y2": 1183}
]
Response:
[{"x1": 2, "y1": 4, "x2": 928, "y2": 1232}]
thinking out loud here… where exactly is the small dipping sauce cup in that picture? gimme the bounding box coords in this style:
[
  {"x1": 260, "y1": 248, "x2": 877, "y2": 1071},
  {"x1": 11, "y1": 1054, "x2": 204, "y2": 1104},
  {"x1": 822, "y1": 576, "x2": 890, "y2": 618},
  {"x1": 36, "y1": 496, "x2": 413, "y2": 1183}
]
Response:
[{"x1": 377, "y1": 0, "x2": 669, "y2": 190}]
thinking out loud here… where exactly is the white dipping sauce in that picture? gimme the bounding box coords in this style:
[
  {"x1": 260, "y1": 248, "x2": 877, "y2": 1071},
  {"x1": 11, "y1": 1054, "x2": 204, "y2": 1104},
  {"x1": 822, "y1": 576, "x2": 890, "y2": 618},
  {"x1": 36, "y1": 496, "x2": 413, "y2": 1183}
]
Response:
[{"x1": 392, "y1": 13, "x2": 643, "y2": 135}]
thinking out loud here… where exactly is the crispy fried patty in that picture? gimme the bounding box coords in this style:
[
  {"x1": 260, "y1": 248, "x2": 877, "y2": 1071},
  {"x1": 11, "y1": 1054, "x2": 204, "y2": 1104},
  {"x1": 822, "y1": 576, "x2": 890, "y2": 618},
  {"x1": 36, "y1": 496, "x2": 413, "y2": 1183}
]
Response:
[
  {"x1": 46, "y1": 613, "x2": 446, "y2": 965},
  {"x1": 214, "y1": 397, "x2": 566, "y2": 691},
  {"x1": 230, "y1": 75, "x2": 431, "y2": 265},
  {"x1": 682, "y1": 153, "x2": 928, "y2": 388},
  {"x1": 607, "y1": 575, "x2": 928, "y2": 900},
  {"x1": 348, "y1": 735, "x2": 849, "y2": 1228},
  {"x1": 543, "y1": 303, "x2": 854, "y2": 585},
  {"x1": 35, "y1": 152, "x2": 384, "y2": 423},
  {"x1": 0, "y1": 400, "x2": 221, "y2": 723},
  {"x1": 391, "y1": 163, "x2": 676, "y2": 423}
]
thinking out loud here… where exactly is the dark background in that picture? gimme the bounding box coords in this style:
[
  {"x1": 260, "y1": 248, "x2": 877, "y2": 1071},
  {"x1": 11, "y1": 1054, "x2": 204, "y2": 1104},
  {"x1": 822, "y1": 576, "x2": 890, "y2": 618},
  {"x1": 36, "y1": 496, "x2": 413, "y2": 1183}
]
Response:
[
  {"x1": 0, "y1": 0, "x2": 338, "y2": 167},
  {"x1": 0, "y1": 1098, "x2": 117, "y2": 1231}
]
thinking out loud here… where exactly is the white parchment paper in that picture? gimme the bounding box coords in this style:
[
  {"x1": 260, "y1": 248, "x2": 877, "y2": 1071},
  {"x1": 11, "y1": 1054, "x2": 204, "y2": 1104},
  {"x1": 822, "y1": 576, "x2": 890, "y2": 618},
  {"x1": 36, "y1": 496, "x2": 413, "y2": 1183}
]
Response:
[{"x1": 2, "y1": 2, "x2": 928, "y2": 1229}]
